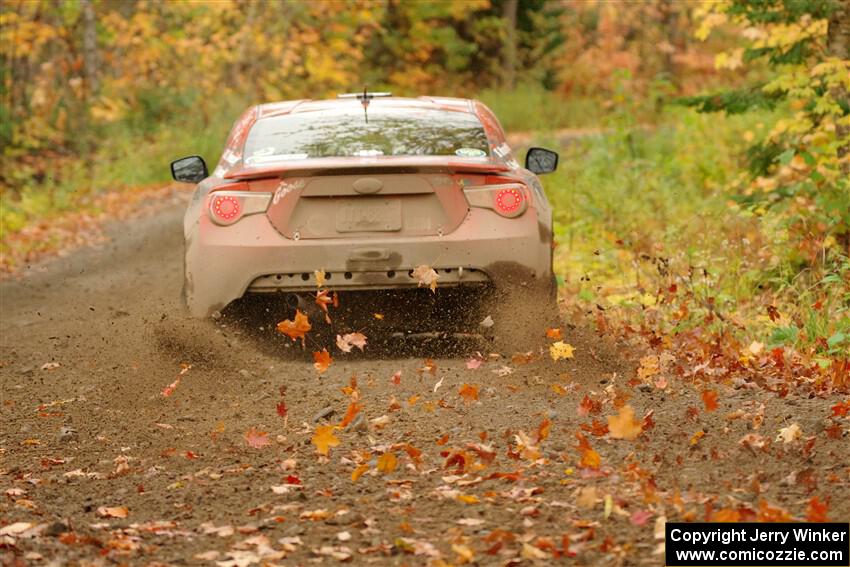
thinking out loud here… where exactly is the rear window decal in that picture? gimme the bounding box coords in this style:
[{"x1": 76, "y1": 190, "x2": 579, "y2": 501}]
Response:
[{"x1": 455, "y1": 147, "x2": 487, "y2": 157}]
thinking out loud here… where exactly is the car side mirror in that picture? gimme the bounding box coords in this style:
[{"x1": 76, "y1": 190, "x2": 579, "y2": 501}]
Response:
[
  {"x1": 525, "y1": 147, "x2": 559, "y2": 174},
  {"x1": 171, "y1": 155, "x2": 208, "y2": 183}
]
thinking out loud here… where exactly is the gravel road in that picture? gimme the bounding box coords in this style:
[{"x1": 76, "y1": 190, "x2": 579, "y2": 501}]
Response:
[{"x1": 1, "y1": 203, "x2": 847, "y2": 565}]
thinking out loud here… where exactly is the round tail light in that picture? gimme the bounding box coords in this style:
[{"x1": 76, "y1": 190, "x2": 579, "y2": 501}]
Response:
[
  {"x1": 211, "y1": 195, "x2": 241, "y2": 223},
  {"x1": 494, "y1": 187, "x2": 525, "y2": 216}
]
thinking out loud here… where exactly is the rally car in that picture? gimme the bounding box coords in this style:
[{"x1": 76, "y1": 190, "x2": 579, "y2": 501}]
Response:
[{"x1": 171, "y1": 93, "x2": 559, "y2": 322}]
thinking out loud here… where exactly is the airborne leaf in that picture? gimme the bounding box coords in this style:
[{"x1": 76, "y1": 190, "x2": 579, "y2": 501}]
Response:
[
  {"x1": 313, "y1": 349, "x2": 332, "y2": 374},
  {"x1": 312, "y1": 425, "x2": 340, "y2": 456},
  {"x1": 607, "y1": 405, "x2": 642, "y2": 440},
  {"x1": 411, "y1": 264, "x2": 439, "y2": 292},
  {"x1": 277, "y1": 310, "x2": 312, "y2": 345}
]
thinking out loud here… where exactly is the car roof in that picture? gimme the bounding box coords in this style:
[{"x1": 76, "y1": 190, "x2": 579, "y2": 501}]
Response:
[{"x1": 257, "y1": 96, "x2": 476, "y2": 119}]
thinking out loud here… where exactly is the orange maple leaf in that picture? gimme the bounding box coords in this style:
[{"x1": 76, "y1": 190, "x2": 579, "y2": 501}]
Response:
[
  {"x1": 575, "y1": 432, "x2": 601, "y2": 469},
  {"x1": 276, "y1": 309, "x2": 311, "y2": 345},
  {"x1": 702, "y1": 389, "x2": 719, "y2": 412},
  {"x1": 339, "y1": 401, "x2": 362, "y2": 428},
  {"x1": 536, "y1": 418, "x2": 551, "y2": 444},
  {"x1": 712, "y1": 508, "x2": 742, "y2": 522},
  {"x1": 315, "y1": 290, "x2": 333, "y2": 323},
  {"x1": 545, "y1": 327, "x2": 562, "y2": 340},
  {"x1": 806, "y1": 496, "x2": 830, "y2": 522},
  {"x1": 244, "y1": 427, "x2": 270, "y2": 449},
  {"x1": 311, "y1": 425, "x2": 340, "y2": 455},
  {"x1": 459, "y1": 383, "x2": 479, "y2": 403},
  {"x1": 607, "y1": 404, "x2": 642, "y2": 440},
  {"x1": 313, "y1": 349, "x2": 332, "y2": 373}
]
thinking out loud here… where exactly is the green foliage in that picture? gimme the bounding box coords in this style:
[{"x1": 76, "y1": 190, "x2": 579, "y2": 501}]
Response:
[
  {"x1": 546, "y1": 108, "x2": 848, "y2": 356},
  {"x1": 678, "y1": 86, "x2": 780, "y2": 114}
]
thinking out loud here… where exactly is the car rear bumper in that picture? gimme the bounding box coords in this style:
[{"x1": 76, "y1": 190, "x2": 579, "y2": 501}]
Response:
[{"x1": 184, "y1": 208, "x2": 552, "y2": 317}]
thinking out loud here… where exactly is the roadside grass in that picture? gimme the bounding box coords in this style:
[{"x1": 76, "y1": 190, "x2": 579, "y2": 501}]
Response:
[{"x1": 545, "y1": 106, "x2": 849, "y2": 366}]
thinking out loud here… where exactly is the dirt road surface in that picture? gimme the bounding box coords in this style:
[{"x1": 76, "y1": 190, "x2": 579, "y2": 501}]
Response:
[{"x1": 1, "y1": 201, "x2": 848, "y2": 566}]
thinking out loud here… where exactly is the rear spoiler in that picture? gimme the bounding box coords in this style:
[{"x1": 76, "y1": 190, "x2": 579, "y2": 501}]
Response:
[{"x1": 223, "y1": 156, "x2": 510, "y2": 180}]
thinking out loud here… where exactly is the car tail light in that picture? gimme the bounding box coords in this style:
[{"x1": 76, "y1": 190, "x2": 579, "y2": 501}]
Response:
[
  {"x1": 212, "y1": 195, "x2": 241, "y2": 222},
  {"x1": 494, "y1": 187, "x2": 524, "y2": 216},
  {"x1": 207, "y1": 188, "x2": 271, "y2": 226},
  {"x1": 463, "y1": 183, "x2": 529, "y2": 218}
]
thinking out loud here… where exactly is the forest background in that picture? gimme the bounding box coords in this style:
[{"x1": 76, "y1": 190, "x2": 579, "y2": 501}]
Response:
[{"x1": 1, "y1": 0, "x2": 848, "y2": 386}]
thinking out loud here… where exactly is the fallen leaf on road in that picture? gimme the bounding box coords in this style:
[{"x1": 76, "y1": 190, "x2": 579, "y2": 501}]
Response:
[
  {"x1": 479, "y1": 315, "x2": 494, "y2": 328},
  {"x1": 97, "y1": 506, "x2": 129, "y2": 518},
  {"x1": 41, "y1": 362, "x2": 60, "y2": 370},
  {"x1": 351, "y1": 464, "x2": 369, "y2": 482},
  {"x1": 549, "y1": 341, "x2": 575, "y2": 361},
  {"x1": 244, "y1": 428, "x2": 270, "y2": 449},
  {"x1": 433, "y1": 376, "x2": 445, "y2": 393},
  {"x1": 466, "y1": 357, "x2": 482, "y2": 369},
  {"x1": 576, "y1": 432, "x2": 601, "y2": 469},
  {"x1": 702, "y1": 389, "x2": 719, "y2": 412},
  {"x1": 377, "y1": 453, "x2": 397, "y2": 473},
  {"x1": 546, "y1": 327, "x2": 562, "y2": 339},
  {"x1": 806, "y1": 496, "x2": 829, "y2": 522},
  {"x1": 452, "y1": 543, "x2": 475, "y2": 563},
  {"x1": 459, "y1": 384, "x2": 479, "y2": 403},
  {"x1": 577, "y1": 486, "x2": 599, "y2": 509}
]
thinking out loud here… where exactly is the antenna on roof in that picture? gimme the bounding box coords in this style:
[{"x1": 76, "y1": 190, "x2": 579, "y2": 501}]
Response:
[
  {"x1": 361, "y1": 85, "x2": 369, "y2": 123},
  {"x1": 336, "y1": 88, "x2": 392, "y2": 124}
]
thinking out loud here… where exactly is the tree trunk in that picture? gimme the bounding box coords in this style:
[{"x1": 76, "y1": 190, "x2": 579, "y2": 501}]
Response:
[
  {"x1": 80, "y1": 0, "x2": 98, "y2": 192},
  {"x1": 502, "y1": 0, "x2": 518, "y2": 90},
  {"x1": 81, "y1": 0, "x2": 98, "y2": 95},
  {"x1": 827, "y1": 0, "x2": 849, "y2": 173}
]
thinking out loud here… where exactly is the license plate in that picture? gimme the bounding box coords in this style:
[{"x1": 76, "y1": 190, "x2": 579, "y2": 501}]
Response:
[{"x1": 336, "y1": 198, "x2": 402, "y2": 232}]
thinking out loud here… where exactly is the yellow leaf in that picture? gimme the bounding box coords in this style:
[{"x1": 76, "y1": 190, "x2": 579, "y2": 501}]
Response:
[
  {"x1": 456, "y1": 494, "x2": 479, "y2": 504},
  {"x1": 351, "y1": 464, "x2": 369, "y2": 482},
  {"x1": 314, "y1": 269, "x2": 326, "y2": 287},
  {"x1": 549, "y1": 341, "x2": 575, "y2": 361},
  {"x1": 522, "y1": 542, "x2": 549, "y2": 559},
  {"x1": 376, "y1": 453, "x2": 397, "y2": 473},
  {"x1": 607, "y1": 404, "x2": 642, "y2": 440},
  {"x1": 452, "y1": 543, "x2": 475, "y2": 563},
  {"x1": 312, "y1": 425, "x2": 340, "y2": 456}
]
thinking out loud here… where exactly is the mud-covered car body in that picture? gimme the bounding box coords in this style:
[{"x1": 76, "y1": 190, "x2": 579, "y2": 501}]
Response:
[{"x1": 171, "y1": 95, "x2": 558, "y2": 318}]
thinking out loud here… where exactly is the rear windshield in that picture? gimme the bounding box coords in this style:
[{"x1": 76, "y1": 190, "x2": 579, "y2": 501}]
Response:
[{"x1": 243, "y1": 106, "x2": 490, "y2": 164}]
